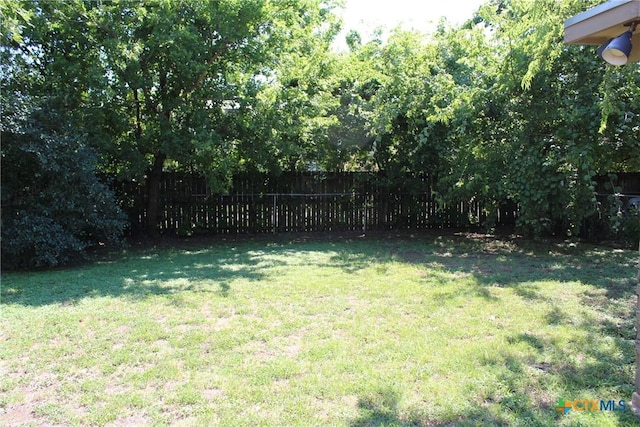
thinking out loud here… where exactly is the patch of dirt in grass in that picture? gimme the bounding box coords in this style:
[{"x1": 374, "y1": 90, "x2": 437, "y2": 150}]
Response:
[
  {"x1": 115, "y1": 325, "x2": 131, "y2": 335},
  {"x1": 28, "y1": 342, "x2": 43, "y2": 352},
  {"x1": 27, "y1": 372, "x2": 59, "y2": 391},
  {"x1": 172, "y1": 415, "x2": 198, "y2": 426},
  {"x1": 112, "y1": 361, "x2": 157, "y2": 378},
  {"x1": 284, "y1": 342, "x2": 301, "y2": 357},
  {"x1": 340, "y1": 394, "x2": 360, "y2": 415},
  {"x1": 105, "y1": 383, "x2": 132, "y2": 395},
  {"x1": 0, "y1": 383, "x2": 51, "y2": 426},
  {"x1": 523, "y1": 385, "x2": 555, "y2": 412},
  {"x1": 0, "y1": 402, "x2": 37, "y2": 426},
  {"x1": 271, "y1": 378, "x2": 290, "y2": 391},
  {"x1": 247, "y1": 334, "x2": 303, "y2": 361},
  {"x1": 106, "y1": 413, "x2": 153, "y2": 426},
  {"x1": 253, "y1": 345, "x2": 277, "y2": 361},
  {"x1": 163, "y1": 381, "x2": 181, "y2": 393},
  {"x1": 151, "y1": 339, "x2": 172, "y2": 353},
  {"x1": 202, "y1": 387, "x2": 224, "y2": 401},
  {"x1": 211, "y1": 315, "x2": 234, "y2": 331},
  {"x1": 201, "y1": 301, "x2": 214, "y2": 319}
]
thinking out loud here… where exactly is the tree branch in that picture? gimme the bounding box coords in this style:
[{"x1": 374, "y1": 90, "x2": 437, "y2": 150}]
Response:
[{"x1": 180, "y1": 40, "x2": 231, "y2": 99}]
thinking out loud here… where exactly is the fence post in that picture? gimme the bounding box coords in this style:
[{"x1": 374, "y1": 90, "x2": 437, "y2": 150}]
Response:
[
  {"x1": 272, "y1": 194, "x2": 277, "y2": 234},
  {"x1": 362, "y1": 194, "x2": 368, "y2": 235}
]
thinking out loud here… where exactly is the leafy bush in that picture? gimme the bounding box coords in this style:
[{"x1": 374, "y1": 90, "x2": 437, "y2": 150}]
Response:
[
  {"x1": 618, "y1": 213, "x2": 640, "y2": 248},
  {"x1": 610, "y1": 198, "x2": 640, "y2": 248},
  {"x1": 581, "y1": 194, "x2": 640, "y2": 248},
  {"x1": 1, "y1": 98, "x2": 126, "y2": 269}
]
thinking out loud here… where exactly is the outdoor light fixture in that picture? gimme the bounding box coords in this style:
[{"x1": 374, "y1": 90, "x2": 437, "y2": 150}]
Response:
[{"x1": 597, "y1": 21, "x2": 638, "y2": 65}]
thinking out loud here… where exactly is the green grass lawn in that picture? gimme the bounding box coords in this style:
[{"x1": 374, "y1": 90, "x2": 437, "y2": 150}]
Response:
[{"x1": 1, "y1": 233, "x2": 639, "y2": 426}]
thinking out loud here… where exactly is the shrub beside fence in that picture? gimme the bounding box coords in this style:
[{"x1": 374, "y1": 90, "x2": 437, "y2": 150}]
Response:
[{"x1": 592, "y1": 173, "x2": 640, "y2": 246}]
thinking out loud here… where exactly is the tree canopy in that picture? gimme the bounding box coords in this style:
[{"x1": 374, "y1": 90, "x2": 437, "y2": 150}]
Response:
[{"x1": 2, "y1": 0, "x2": 638, "y2": 267}]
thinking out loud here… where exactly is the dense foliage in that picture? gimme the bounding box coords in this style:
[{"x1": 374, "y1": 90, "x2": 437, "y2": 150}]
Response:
[
  {"x1": 333, "y1": 0, "x2": 639, "y2": 239},
  {"x1": 1, "y1": 92, "x2": 126, "y2": 268},
  {"x1": 1, "y1": 0, "x2": 638, "y2": 267}
]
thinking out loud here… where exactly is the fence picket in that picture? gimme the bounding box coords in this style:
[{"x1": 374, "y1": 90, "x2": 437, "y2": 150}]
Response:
[{"x1": 116, "y1": 171, "x2": 525, "y2": 235}]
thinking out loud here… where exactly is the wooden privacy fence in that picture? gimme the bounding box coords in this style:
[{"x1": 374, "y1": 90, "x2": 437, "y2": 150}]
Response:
[
  {"x1": 152, "y1": 193, "x2": 490, "y2": 235},
  {"x1": 119, "y1": 172, "x2": 515, "y2": 235}
]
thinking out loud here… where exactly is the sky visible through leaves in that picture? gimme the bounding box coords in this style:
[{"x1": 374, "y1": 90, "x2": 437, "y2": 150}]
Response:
[{"x1": 334, "y1": 0, "x2": 487, "y2": 50}]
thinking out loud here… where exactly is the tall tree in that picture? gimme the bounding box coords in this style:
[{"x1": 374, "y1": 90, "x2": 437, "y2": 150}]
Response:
[
  {"x1": 237, "y1": 3, "x2": 343, "y2": 173},
  {"x1": 4, "y1": 0, "x2": 341, "y2": 236}
]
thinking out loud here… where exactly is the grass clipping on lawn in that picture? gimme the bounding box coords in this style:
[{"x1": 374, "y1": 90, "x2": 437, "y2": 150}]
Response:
[{"x1": 1, "y1": 234, "x2": 638, "y2": 426}]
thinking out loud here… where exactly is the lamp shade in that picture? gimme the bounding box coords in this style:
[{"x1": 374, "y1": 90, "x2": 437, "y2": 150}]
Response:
[{"x1": 600, "y1": 30, "x2": 633, "y2": 65}]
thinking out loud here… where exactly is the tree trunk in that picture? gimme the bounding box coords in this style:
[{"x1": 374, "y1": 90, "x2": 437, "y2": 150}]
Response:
[{"x1": 146, "y1": 153, "x2": 166, "y2": 238}]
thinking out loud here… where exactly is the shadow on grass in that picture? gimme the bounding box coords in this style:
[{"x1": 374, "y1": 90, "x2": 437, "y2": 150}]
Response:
[
  {"x1": 3, "y1": 232, "x2": 638, "y2": 425},
  {"x1": 468, "y1": 326, "x2": 637, "y2": 426},
  {"x1": 5, "y1": 232, "x2": 634, "y2": 309},
  {"x1": 332, "y1": 234, "x2": 637, "y2": 425},
  {"x1": 0, "y1": 242, "x2": 281, "y2": 306},
  {"x1": 350, "y1": 386, "x2": 547, "y2": 426},
  {"x1": 350, "y1": 330, "x2": 635, "y2": 426},
  {"x1": 328, "y1": 234, "x2": 636, "y2": 301},
  {"x1": 351, "y1": 387, "x2": 420, "y2": 427}
]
